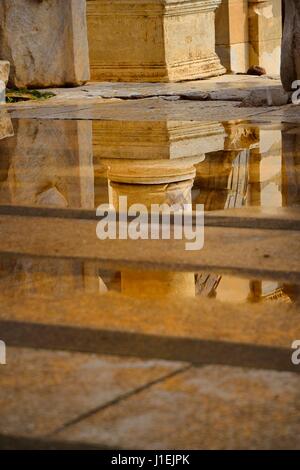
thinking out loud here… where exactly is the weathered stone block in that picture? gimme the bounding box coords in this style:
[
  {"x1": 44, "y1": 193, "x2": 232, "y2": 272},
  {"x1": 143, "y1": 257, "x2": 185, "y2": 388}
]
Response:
[
  {"x1": 0, "y1": 60, "x2": 10, "y2": 84},
  {"x1": 248, "y1": 0, "x2": 282, "y2": 75},
  {"x1": 281, "y1": 0, "x2": 300, "y2": 91},
  {"x1": 0, "y1": 111, "x2": 13, "y2": 140},
  {"x1": 216, "y1": 42, "x2": 249, "y2": 74},
  {"x1": 87, "y1": 0, "x2": 225, "y2": 82},
  {"x1": 215, "y1": 0, "x2": 249, "y2": 72},
  {"x1": 0, "y1": 0, "x2": 90, "y2": 88}
]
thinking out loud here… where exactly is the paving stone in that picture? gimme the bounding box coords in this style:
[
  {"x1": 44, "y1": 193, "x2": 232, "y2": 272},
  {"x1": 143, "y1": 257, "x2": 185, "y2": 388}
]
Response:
[
  {"x1": 0, "y1": 347, "x2": 183, "y2": 440},
  {"x1": 54, "y1": 365, "x2": 300, "y2": 450},
  {"x1": 6, "y1": 98, "x2": 279, "y2": 122},
  {"x1": 20, "y1": 75, "x2": 283, "y2": 101}
]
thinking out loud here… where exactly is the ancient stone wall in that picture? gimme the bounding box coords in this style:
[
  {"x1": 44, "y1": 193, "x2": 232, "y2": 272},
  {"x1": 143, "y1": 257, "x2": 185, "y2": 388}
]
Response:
[
  {"x1": 0, "y1": 0, "x2": 90, "y2": 88},
  {"x1": 281, "y1": 0, "x2": 300, "y2": 91},
  {"x1": 216, "y1": 0, "x2": 282, "y2": 75}
]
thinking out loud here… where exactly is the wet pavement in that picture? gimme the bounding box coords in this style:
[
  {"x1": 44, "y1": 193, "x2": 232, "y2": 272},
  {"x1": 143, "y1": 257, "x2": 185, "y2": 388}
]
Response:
[{"x1": 0, "y1": 80, "x2": 300, "y2": 449}]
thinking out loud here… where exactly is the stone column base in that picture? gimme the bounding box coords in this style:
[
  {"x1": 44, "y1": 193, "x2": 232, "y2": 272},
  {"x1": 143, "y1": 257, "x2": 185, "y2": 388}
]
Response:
[
  {"x1": 248, "y1": 0, "x2": 282, "y2": 76},
  {"x1": 92, "y1": 56, "x2": 225, "y2": 82},
  {"x1": 87, "y1": 0, "x2": 225, "y2": 82}
]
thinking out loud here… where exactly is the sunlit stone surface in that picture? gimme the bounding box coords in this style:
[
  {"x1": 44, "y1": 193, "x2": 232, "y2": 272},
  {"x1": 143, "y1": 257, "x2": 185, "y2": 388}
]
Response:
[
  {"x1": 0, "y1": 60, "x2": 9, "y2": 83},
  {"x1": 216, "y1": 0, "x2": 282, "y2": 74},
  {"x1": 248, "y1": 0, "x2": 282, "y2": 76},
  {"x1": 215, "y1": 0, "x2": 250, "y2": 73},
  {"x1": 87, "y1": 0, "x2": 225, "y2": 82},
  {"x1": 0, "y1": 111, "x2": 13, "y2": 140},
  {"x1": 0, "y1": 0, "x2": 90, "y2": 88}
]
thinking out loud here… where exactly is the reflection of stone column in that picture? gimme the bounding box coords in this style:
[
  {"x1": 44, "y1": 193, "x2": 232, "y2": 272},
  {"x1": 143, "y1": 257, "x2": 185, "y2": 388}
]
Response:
[
  {"x1": 87, "y1": 0, "x2": 225, "y2": 82},
  {"x1": 111, "y1": 183, "x2": 196, "y2": 299},
  {"x1": 106, "y1": 160, "x2": 197, "y2": 300},
  {"x1": 0, "y1": 0, "x2": 90, "y2": 88},
  {"x1": 214, "y1": 277, "x2": 290, "y2": 304},
  {"x1": 0, "y1": 119, "x2": 94, "y2": 208},
  {"x1": 195, "y1": 123, "x2": 258, "y2": 299},
  {"x1": 194, "y1": 123, "x2": 259, "y2": 210},
  {"x1": 248, "y1": 0, "x2": 282, "y2": 75},
  {"x1": 94, "y1": 120, "x2": 226, "y2": 299}
]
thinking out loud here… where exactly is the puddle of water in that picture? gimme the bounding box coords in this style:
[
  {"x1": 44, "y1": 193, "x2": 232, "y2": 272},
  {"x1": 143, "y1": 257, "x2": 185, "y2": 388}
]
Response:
[
  {"x1": 0, "y1": 118, "x2": 298, "y2": 211},
  {"x1": 0, "y1": 116, "x2": 299, "y2": 305},
  {"x1": 0, "y1": 254, "x2": 299, "y2": 305}
]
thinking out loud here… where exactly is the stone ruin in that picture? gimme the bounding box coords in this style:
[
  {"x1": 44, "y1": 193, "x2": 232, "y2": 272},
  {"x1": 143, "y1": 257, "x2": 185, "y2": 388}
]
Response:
[
  {"x1": 0, "y1": 1, "x2": 298, "y2": 94},
  {"x1": 0, "y1": 0, "x2": 90, "y2": 88}
]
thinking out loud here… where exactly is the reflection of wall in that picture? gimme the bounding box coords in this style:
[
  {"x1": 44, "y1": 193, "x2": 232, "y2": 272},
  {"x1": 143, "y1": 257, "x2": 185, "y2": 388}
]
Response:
[
  {"x1": 281, "y1": 127, "x2": 300, "y2": 207},
  {"x1": 194, "y1": 123, "x2": 259, "y2": 210},
  {"x1": 0, "y1": 119, "x2": 94, "y2": 209},
  {"x1": 93, "y1": 121, "x2": 226, "y2": 163},
  {"x1": 0, "y1": 256, "x2": 101, "y2": 299},
  {"x1": 248, "y1": 129, "x2": 282, "y2": 207},
  {"x1": 195, "y1": 124, "x2": 293, "y2": 304},
  {"x1": 0, "y1": 118, "x2": 100, "y2": 298},
  {"x1": 212, "y1": 276, "x2": 291, "y2": 304}
]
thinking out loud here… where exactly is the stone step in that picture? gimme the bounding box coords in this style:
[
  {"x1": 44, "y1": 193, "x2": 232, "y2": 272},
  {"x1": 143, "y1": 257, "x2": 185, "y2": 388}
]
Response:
[
  {"x1": 1, "y1": 292, "x2": 299, "y2": 373},
  {"x1": 0, "y1": 214, "x2": 300, "y2": 283}
]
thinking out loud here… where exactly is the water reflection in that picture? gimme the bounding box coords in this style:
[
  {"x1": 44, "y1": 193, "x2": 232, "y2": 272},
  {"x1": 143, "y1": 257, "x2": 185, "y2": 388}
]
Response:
[
  {"x1": 0, "y1": 119, "x2": 95, "y2": 208},
  {"x1": 0, "y1": 116, "x2": 299, "y2": 304},
  {"x1": 1, "y1": 118, "x2": 299, "y2": 211}
]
